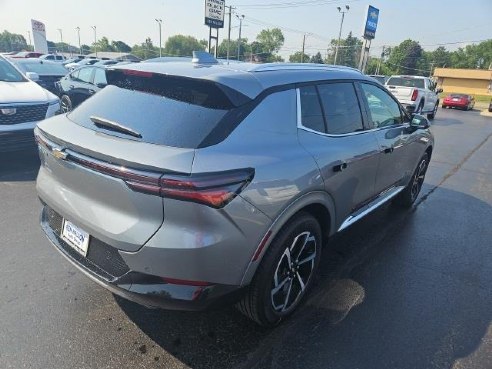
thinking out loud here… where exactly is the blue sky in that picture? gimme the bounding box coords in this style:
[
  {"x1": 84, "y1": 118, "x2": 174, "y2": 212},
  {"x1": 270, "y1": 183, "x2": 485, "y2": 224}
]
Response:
[{"x1": 1, "y1": 0, "x2": 491, "y2": 58}]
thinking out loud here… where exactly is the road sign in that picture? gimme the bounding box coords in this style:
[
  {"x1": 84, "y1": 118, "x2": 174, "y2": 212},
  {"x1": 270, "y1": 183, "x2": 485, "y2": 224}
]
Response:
[
  {"x1": 31, "y1": 19, "x2": 48, "y2": 54},
  {"x1": 205, "y1": 0, "x2": 225, "y2": 29},
  {"x1": 362, "y1": 5, "x2": 379, "y2": 40}
]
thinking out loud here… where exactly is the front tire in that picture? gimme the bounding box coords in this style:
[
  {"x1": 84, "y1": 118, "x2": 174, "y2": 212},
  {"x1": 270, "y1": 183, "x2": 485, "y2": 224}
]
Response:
[
  {"x1": 60, "y1": 95, "x2": 73, "y2": 113},
  {"x1": 236, "y1": 212, "x2": 321, "y2": 327},
  {"x1": 394, "y1": 153, "x2": 429, "y2": 208}
]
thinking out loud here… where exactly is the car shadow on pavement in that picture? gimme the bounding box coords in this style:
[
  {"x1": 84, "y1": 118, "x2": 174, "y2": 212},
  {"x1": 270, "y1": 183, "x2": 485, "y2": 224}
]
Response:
[
  {"x1": 117, "y1": 186, "x2": 492, "y2": 369},
  {"x1": 0, "y1": 149, "x2": 40, "y2": 182}
]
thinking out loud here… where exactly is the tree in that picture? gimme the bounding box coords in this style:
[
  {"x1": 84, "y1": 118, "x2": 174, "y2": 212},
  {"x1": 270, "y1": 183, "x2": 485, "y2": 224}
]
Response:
[
  {"x1": 310, "y1": 52, "x2": 324, "y2": 64},
  {"x1": 387, "y1": 39, "x2": 424, "y2": 75},
  {"x1": 326, "y1": 32, "x2": 362, "y2": 67},
  {"x1": 255, "y1": 28, "x2": 285, "y2": 62},
  {"x1": 92, "y1": 36, "x2": 114, "y2": 52},
  {"x1": 132, "y1": 37, "x2": 158, "y2": 59},
  {"x1": 164, "y1": 35, "x2": 205, "y2": 57},
  {"x1": 112, "y1": 40, "x2": 131, "y2": 53},
  {"x1": 289, "y1": 51, "x2": 310, "y2": 63},
  {"x1": 0, "y1": 31, "x2": 28, "y2": 52},
  {"x1": 217, "y1": 38, "x2": 248, "y2": 60}
]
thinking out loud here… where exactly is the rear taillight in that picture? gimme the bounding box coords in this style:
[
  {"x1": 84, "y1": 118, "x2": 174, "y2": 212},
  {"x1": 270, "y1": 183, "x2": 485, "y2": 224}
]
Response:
[
  {"x1": 126, "y1": 169, "x2": 255, "y2": 209},
  {"x1": 411, "y1": 89, "x2": 418, "y2": 101}
]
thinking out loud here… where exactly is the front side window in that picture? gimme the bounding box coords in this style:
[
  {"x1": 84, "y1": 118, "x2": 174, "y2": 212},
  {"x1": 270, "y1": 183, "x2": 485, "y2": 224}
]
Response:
[
  {"x1": 361, "y1": 83, "x2": 402, "y2": 128},
  {"x1": 299, "y1": 86, "x2": 325, "y2": 133},
  {"x1": 317, "y1": 83, "x2": 363, "y2": 134},
  {"x1": 0, "y1": 57, "x2": 25, "y2": 82},
  {"x1": 77, "y1": 67, "x2": 93, "y2": 83},
  {"x1": 93, "y1": 68, "x2": 107, "y2": 86}
]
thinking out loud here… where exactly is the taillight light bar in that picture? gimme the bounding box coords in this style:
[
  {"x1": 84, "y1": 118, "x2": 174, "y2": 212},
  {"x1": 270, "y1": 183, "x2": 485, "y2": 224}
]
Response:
[
  {"x1": 126, "y1": 169, "x2": 255, "y2": 209},
  {"x1": 411, "y1": 89, "x2": 418, "y2": 101}
]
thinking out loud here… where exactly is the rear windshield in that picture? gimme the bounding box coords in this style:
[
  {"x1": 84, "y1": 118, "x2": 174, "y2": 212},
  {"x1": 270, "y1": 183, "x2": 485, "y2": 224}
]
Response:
[
  {"x1": 67, "y1": 71, "x2": 248, "y2": 148},
  {"x1": 450, "y1": 94, "x2": 466, "y2": 98},
  {"x1": 17, "y1": 61, "x2": 67, "y2": 75},
  {"x1": 387, "y1": 77, "x2": 425, "y2": 89}
]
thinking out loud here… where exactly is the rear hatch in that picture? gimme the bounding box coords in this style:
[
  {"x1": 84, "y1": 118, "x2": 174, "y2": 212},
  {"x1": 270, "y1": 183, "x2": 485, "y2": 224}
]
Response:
[
  {"x1": 37, "y1": 67, "x2": 247, "y2": 252},
  {"x1": 386, "y1": 76, "x2": 425, "y2": 101}
]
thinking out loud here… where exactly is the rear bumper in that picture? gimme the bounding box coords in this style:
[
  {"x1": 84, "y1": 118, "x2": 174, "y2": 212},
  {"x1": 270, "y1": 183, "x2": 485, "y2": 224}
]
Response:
[
  {"x1": 40, "y1": 205, "x2": 245, "y2": 311},
  {"x1": 401, "y1": 103, "x2": 417, "y2": 114},
  {"x1": 442, "y1": 101, "x2": 468, "y2": 108}
]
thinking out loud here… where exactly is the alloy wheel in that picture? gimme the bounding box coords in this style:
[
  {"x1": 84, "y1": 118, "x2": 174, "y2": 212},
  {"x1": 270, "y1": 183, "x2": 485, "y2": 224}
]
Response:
[
  {"x1": 411, "y1": 158, "x2": 428, "y2": 201},
  {"x1": 270, "y1": 231, "x2": 317, "y2": 313}
]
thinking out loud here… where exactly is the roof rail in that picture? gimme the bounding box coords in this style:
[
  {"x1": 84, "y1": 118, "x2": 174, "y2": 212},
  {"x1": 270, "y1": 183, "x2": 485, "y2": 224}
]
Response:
[{"x1": 248, "y1": 63, "x2": 363, "y2": 74}]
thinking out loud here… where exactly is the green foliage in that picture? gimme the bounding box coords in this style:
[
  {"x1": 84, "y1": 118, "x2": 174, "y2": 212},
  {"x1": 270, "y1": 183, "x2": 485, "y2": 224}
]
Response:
[
  {"x1": 112, "y1": 40, "x2": 131, "y2": 53},
  {"x1": 326, "y1": 32, "x2": 362, "y2": 68},
  {"x1": 289, "y1": 51, "x2": 310, "y2": 63},
  {"x1": 164, "y1": 35, "x2": 206, "y2": 57},
  {"x1": 256, "y1": 28, "x2": 285, "y2": 54},
  {"x1": 132, "y1": 38, "x2": 158, "y2": 59},
  {"x1": 386, "y1": 39, "x2": 423, "y2": 75},
  {"x1": 310, "y1": 52, "x2": 324, "y2": 64},
  {"x1": 0, "y1": 30, "x2": 28, "y2": 52}
]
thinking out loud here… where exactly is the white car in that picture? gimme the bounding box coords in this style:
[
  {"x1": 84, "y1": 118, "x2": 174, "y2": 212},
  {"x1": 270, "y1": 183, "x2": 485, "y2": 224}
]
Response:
[
  {"x1": 39, "y1": 54, "x2": 67, "y2": 63},
  {"x1": 0, "y1": 55, "x2": 60, "y2": 152},
  {"x1": 65, "y1": 58, "x2": 101, "y2": 71}
]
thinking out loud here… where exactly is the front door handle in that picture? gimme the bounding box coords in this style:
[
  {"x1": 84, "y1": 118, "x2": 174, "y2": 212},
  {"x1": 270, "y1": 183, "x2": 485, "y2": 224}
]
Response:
[
  {"x1": 333, "y1": 161, "x2": 348, "y2": 172},
  {"x1": 383, "y1": 147, "x2": 394, "y2": 154},
  {"x1": 69, "y1": 85, "x2": 74, "y2": 90}
]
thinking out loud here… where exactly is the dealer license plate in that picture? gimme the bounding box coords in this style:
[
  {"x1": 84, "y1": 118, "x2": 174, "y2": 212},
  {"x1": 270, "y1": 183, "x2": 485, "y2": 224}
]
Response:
[{"x1": 62, "y1": 220, "x2": 90, "y2": 256}]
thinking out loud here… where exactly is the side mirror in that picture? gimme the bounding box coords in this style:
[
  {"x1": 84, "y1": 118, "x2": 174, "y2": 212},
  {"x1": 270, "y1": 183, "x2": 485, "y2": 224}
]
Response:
[
  {"x1": 436, "y1": 88, "x2": 443, "y2": 94},
  {"x1": 410, "y1": 114, "x2": 430, "y2": 129},
  {"x1": 96, "y1": 83, "x2": 107, "y2": 89},
  {"x1": 26, "y1": 72, "x2": 39, "y2": 81}
]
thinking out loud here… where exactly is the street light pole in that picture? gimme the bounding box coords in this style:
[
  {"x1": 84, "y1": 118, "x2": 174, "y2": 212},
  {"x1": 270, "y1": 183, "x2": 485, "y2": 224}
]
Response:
[
  {"x1": 91, "y1": 26, "x2": 97, "y2": 57},
  {"x1": 75, "y1": 27, "x2": 81, "y2": 55},
  {"x1": 155, "y1": 19, "x2": 162, "y2": 57},
  {"x1": 226, "y1": 6, "x2": 235, "y2": 63},
  {"x1": 57, "y1": 28, "x2": 63, "y2": 54},
  {"x1": 334, "y1": 5, "x2": 349, "y2": 65},
  {"x1": 236, "y1": 14, "x2": 244, "y2": 61}
]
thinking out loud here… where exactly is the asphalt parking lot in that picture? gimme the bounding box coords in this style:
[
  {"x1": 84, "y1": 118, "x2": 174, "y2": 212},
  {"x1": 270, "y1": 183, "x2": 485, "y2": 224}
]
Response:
[{"x1": 1, "y1": 108, "x2": 491, "y2": 369}]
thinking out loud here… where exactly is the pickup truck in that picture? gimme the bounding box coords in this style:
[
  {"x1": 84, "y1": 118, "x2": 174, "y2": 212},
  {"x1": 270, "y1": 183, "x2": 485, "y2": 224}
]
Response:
[{"x1": 385, "y1": 75, "x2": 442, "y2": 119}]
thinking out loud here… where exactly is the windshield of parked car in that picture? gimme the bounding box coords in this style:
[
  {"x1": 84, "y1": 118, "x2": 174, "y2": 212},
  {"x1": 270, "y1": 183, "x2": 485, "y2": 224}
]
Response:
[
  {"x1": 386, "y1": 77, "x2": 425, "y2": 89},
  {"x1": 16, "y1": 61, "x2": 68, "y2": 76},
  {"x1": 0, "y1": 57, "x2": 26, "y2": 82}
]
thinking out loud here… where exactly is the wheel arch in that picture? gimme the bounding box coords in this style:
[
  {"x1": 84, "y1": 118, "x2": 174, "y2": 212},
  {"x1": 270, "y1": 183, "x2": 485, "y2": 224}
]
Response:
[{"x1": 240, "y1": 191, "x2": 336, "y2": 286}]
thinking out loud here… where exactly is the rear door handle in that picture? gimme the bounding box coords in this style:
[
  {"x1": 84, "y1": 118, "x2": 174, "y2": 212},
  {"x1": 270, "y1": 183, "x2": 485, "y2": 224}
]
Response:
[
  {"x1": 383, "y1": 147, "x2": 394, "y2": 154},
  {"x1": 88, "y1": 89, "x2": 95, "y2": 95},
  {"x1": 69, "y1": 85, "x2": 74, "y2": 89},
  {"x1": 333, "y1": 161, "x2": 348, "y2": 172}
]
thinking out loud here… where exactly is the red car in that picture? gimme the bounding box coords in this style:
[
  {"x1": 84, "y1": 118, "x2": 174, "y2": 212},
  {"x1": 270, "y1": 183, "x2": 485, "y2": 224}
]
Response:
[
  {"x1": 442, "y1": 94, "x2": 475, "y2": 110},
  {"x1": 10, "y1": 51, "x2": 44, "y2": 59}
]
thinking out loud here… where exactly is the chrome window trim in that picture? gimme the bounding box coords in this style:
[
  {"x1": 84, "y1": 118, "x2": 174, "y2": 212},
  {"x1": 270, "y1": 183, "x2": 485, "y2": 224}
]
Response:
[{"x1": 0, "y1": 102, "x2": 49, "y2": 107}]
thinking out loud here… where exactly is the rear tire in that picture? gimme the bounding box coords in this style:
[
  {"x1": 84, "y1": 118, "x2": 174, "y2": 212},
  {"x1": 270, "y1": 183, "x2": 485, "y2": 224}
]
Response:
[
  {"x1": 236, "y1": 212, "x2": 321, "y2": 327},
  {"x1": 60, "y1": 95, "x2": 73, "y2": 113},
  {"x1": 394, "y1": 153, "x2": 429, "y2": 208}
]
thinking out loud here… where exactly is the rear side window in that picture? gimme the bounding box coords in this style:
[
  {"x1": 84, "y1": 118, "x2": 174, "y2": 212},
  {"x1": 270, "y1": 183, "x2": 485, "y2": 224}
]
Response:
[
  {"x1": 386, "y1": 77, "x2": 425, "y2": 89},
  {"x1": 299, "y1": 86, "x2": 325, "y2": 133},
  {"x1": 77, "y1": 67, "x2": 93, "y2": 83},
  {"x1": 317, "y1": 83, "x2": 363, "y2": 134},
  {"x1": 67, "y1": 70, "x2": 250, "y2": 149}
]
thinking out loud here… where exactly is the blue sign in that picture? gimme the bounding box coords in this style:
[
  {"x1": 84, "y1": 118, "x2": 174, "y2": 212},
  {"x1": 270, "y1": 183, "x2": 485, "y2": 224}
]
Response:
[{"x1": 363, "y1": 5, "x2": 379, "y2": 40}]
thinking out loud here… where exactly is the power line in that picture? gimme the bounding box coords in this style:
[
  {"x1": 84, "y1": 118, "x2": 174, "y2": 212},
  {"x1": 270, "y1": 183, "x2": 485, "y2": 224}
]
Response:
[{"x1": 232, "y1": 0, "x2": 361, "y2": 9}]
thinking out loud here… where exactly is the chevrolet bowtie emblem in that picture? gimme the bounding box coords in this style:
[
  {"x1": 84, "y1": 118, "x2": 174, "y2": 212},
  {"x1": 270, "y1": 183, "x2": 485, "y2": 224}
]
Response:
[
  {"x1": 1, "y1": 108, "x2": 16, "y2": 115},
  {"x1": 52, "y1": 148, "x2": 68, "y2": 160}
]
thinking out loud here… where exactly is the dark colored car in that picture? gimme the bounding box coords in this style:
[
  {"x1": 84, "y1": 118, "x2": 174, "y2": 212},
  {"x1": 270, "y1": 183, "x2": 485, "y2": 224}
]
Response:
[
  {"x1": 55, "y1": 66, "x2": 107, "y2": 112},
  {"x1": 10, "y1": 59, "x2": 68, "y2": 94},
  {"x1": 11, "y1": 51, "x2": 44, "y2": 58},
  {"x1": 488, "y1": 99, "x2": 492, "y2": 113},
  {"x1": 442, "y1": 93, "x2": 475, "y2": 110},
  {"x1": 36, "y1": 55, "x2": 434, "y2": 326}
]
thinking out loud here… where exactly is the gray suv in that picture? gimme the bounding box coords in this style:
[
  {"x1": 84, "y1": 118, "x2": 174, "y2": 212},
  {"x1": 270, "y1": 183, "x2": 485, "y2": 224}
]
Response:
[{"x1": 36, "y1": 55, "x2": 433, "y2": 326}]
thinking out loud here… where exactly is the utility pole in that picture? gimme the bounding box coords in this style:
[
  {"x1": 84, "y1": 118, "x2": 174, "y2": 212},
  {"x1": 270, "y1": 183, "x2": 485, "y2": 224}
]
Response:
[
  {"x1": 155, "y1": 19, "x2": 162, "y2": 57},
  {"x1": 226, "y1": 5, "x2": 235, "y2": 62},
  {"x1": 301, "y1": 34, "x2": 306, "y2": 63},
  {"x1": 27, "y1": 30, "x2": 31, "y2": 51},
  {"x1": 334, "y1": 5, "x2": 349, "y2": 65},
  {"x1": 429, "y1": 62, "x2": 435, "y2": 77},
  {"x1": 236, "y1": 14, "x2": 244, "y2": 61},
  {"x1": 75, "y1": 27, "x2": 81, "y2": 55},
  {"x1": 376, "y1": 45, "x2": 385, "y2": 75},
  {"x1": 57, "y1": 28, "x2": 63, "y2": 54},
  {"x1": 91, "y1": 26, "x2": 97, "y2": 57}
]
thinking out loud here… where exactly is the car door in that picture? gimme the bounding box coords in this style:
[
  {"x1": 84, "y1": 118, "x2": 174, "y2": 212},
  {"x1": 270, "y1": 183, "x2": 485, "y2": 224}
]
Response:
[
  {"x1": 359, "y1": 82, "x2": 418, "y2": 194},
  {"x1": 296, "y1": 82, "x2": 380, "y2": 226},
  {"x1": 71, "y1": 67, "x2": 95, "y2": 107}
]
